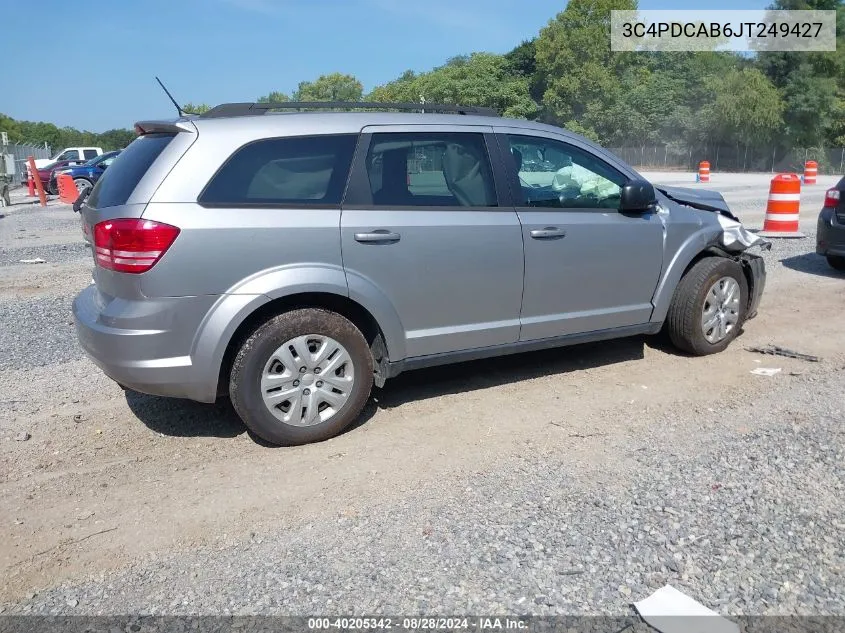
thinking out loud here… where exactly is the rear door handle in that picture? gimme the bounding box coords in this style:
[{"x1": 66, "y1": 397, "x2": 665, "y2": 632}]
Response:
[
  {"x1": 354, "y1": 230, "x2": 401, "y2": 244},
  {"x1": 529, "y1": 227, "x2": 566, "y2": 240}
]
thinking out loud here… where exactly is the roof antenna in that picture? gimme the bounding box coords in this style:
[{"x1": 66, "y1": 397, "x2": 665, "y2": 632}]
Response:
[{"x1": 155, "y1": 76, "x2": 185, "y2": 117}]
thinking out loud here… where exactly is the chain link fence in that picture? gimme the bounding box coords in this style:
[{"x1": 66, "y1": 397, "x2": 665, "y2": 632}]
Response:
[
  {"x1": 609, "y1": 145, "x2": 845, "y2": 175},
  {"x1": 0, "y1": 141, "x2": 52, "y2": 186}
]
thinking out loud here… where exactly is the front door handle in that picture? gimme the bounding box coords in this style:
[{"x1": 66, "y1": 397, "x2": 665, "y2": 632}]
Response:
[
  {"x1": 354, "y1": 230, "x2": 401, "y2": 244},
  {"x1": 529, "y1": 227, "x2": 566, "y2": 240}
]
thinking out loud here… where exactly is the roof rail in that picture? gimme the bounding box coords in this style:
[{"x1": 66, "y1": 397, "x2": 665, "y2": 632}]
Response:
[{"x1": 199, "y1": 101, "x2": 500, "y2": 119}]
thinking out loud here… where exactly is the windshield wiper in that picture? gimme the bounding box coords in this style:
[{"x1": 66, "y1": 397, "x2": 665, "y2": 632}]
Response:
[{"x1": 72, "y1": 185, "x2": 92, "y2": 213}]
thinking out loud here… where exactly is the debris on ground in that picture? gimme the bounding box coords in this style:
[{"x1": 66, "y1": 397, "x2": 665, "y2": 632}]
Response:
[
  {"x1": 747, "y1": 344, "x2": 821, "y2": 363},
  {"x1": 634, "y1": 585, "x2": 739, "y2": 633},
  {"x1": 18, "y1": 258, "x2": 46, "y2": 264},
  {"x1": 14, "y1": 432, "x2": 31, "y2": 442},
  {"x1": 750, "y1": 367, "x2": 782, "y2": 377}
]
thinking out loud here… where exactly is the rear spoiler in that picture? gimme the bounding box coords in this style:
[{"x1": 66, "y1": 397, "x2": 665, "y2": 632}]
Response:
[{"x1": 134, "y1": 119, "x2": 197, "y2": 135}]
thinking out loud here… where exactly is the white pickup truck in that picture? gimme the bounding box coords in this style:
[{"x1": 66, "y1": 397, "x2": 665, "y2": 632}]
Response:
[{"x1": 33, "y1": 147, "x2": 103, "y2": 169}]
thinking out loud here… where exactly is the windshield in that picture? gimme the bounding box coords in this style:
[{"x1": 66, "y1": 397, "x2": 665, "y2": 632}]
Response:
[{"x1": 84, "y1": 152, "x2": 115, "y2": 167}]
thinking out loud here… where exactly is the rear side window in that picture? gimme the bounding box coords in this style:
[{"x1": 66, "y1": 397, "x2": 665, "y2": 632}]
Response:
[
  {"x1": 83, "y1": 149, "x2": 99, "y2": 159},
  {"x1": 88, "y1": 134, "x2": 174, "y2": 209},
  {"x1": 366, "y1": 132, "x2": 497, "y2": 207},
  {"x1": 199, "y1": 135, "x2": 358, "y2": 207}
]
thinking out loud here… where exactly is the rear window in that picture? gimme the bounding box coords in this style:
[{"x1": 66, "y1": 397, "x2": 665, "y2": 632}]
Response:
[
  {"x1": 88, "y1": 134, "x2": 174, "y2": 208},
  {"x1": 198, "y1": 134, "x2": 357, "y2": 207}
]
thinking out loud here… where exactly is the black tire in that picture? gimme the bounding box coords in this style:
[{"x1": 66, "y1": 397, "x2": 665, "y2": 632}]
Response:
[
  {"x1": 826, "y1": 255, "x2": 845, "y2": 271},
  {"x1": 666, "y1": 257, "x2": 748, "y2": 356},
  {"x1": 229, "y1": 308, "x2": 373, "y2": 446}
]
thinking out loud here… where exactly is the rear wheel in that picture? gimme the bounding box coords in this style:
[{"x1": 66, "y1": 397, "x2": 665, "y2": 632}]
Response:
[
  {"x1": 826, "y1": 255, "x2": 845, "y2": 271},
  {"x1": 666, "y1": 257, "x2": 748, "y2": 356},
  {"x1": 229, "y1": 308, "x2": 373, "y2": 446},
  {"x1": 73, "y1": 178, "x2": 92, "y2": 193}
]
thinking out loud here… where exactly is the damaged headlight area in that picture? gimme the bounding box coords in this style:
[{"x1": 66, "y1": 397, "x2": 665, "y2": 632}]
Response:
[{"x1": 717, "y1": 214, "x2": 772, "y2": 253}]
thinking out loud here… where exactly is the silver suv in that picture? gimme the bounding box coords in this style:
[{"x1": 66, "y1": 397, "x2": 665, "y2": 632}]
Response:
[{"x1": 73, "y1": 102, "x2": 767, "y2": 446}]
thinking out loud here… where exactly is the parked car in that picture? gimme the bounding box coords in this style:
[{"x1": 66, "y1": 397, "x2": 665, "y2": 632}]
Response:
[
  {"x1": 51, "y1": 150, "x2": 121, "y2": 194},
  {"x1": 33, "y1": 147, "x2": 103, "y2": 170},
  {"x1": 72, "y1": 102, "x2": 768, "y2": 447},
  {"x1": 816, "y1": 176, "x2": 845, "y2": 271},
  {"x1": 32, "y1": 159, "x2": 83, "y2": 194}
]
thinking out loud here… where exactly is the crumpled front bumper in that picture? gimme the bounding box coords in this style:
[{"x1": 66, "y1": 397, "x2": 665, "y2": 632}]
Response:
[{"x1": 741, "y1": 253, "x2": 766, "y2": 320}]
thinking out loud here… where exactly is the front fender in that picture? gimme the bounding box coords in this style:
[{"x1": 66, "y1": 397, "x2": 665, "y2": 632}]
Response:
[{"x1": 650, "y1": 224, "x2": 723, "y2": 324}]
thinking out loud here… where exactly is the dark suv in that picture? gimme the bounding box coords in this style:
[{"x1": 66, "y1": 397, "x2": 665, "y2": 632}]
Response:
[{"x1": 817, "y1": 176, "x2": 845, "y2": 271}]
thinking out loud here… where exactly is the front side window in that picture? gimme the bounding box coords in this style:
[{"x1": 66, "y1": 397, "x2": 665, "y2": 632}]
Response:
[
  {"x1": 366, "y1": 132, "x2": 497, "y2": 207},
  {"x1": 200, "y1": 135, "x2": 358, "y2": 206},
  {"x1": 61, "y1": 150, "x2": 80, "y2": 161},
  {"x1": 507, "y1": 135, "x2": 625, "y2": 209}
]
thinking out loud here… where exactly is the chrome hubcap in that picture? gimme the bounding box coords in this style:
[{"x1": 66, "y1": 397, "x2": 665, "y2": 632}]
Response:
[
  {"x1": 701, "y1": 276, "x2": 740, "y2": 344},
  {"x1": 74, "y1": 180, "x2": 89, "y2": 193},
  {"x1": 260, "y1": 334, "x2": 355, "y2": 426}
]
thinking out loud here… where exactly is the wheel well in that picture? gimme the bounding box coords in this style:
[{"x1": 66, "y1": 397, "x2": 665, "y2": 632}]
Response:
[
  {"x1": 678, "y1": 247, "x2": 757, "y2": 311},
  {"x1": 216, "y1": 292, "x2": 383, "y2": 397}
]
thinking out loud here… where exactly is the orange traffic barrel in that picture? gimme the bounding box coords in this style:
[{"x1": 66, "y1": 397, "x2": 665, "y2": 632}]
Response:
[
  {"x1": 697, "y1": 161, "x2": 710, "y2": 183},
  {"x1": 803, "y1": 160, "x2": 817, "y2": 185},
  {"x1": 57, "y1": 174, "x2": 79, "y2": 204},
  {"x1": 758, "y1": 173, "x2": 805, "y2": 238}
]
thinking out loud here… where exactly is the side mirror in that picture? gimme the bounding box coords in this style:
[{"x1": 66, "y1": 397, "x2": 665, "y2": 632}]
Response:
[{"x1": 619, "y1": 179, "x2": 657, "y2": 212}]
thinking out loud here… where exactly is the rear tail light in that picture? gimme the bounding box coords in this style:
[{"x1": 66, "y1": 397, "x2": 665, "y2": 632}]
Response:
[
  {"x1": 93, "y1": 218, "x2": 180, "y2": 273},
  {"x1": 824, "y1": 188, "x2": 840, "y2": 208}
]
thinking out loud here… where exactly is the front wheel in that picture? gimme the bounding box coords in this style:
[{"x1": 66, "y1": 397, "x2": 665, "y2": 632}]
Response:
[
  {"x1": 229, "y1": 308, "x2": 374, "y2": 446},
  {"x1": 826, "y1": 255, "x2": 845, "y2": 271},
  {"x1": 666, "y1": 257, "x2": 748, "y2": 356},
  {"x1": 73, "y1": 178, "x2": 92, "y2": 194}
]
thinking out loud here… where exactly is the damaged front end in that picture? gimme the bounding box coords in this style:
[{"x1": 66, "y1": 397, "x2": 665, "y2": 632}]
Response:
[{"x1": 657, "y1": 185, "x2": 770, "y2": 320}]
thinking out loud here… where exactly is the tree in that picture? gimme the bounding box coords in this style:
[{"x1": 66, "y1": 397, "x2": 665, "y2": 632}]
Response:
[
  {"x1": 367, "y1": 53, "x2": 538, "y2": 119},
  {"x1": 757, "y1": 0, "x2": 845, "y2": 146},
  {"x1": 534, "y1": 0, "x2": 638, "y2": 141},
  {"x1": 708, "y1": 69, "x2": 784, "y2": 146},
  {"x1": 257, "y1": 91, "x2": 290, "y2": 103},
  {"x1": 182, "y1": 103, "x2": 211, "y2": 114},
  {"x1": 293, "y1": 73, "x2": 363, "y2": 102}
]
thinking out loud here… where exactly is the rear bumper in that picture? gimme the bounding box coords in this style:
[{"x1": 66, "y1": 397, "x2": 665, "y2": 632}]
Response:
[
  {"x1": 72, "y1": 284, "x2": 220, "y2": 402},
  {"x1": 817, "y1": 209, "x2": 845, "y2": 257}
]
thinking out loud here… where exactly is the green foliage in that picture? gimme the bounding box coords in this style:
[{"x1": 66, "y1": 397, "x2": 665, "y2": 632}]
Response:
[
  {"x1": 3, "y1": 0, "x2": 843, "y2": 154},
  {"x1": 367, "y1": 52, "x2": 538, "y2": 119},
  {"x1": 535, "y1": 0, "x2": 638, "y2": 141},
  {"x1": 293, "y1": 73, "x2": 363, "y2": 102},
  {"x1": 0, "y1": 114, "x2": 133, "y2": 151},
  {"x1": 182, "y1": 103, "x2": 212, "y2": 114},
  {"x1": 257, "y1": 91, "x2": 290, "y2": 103}
]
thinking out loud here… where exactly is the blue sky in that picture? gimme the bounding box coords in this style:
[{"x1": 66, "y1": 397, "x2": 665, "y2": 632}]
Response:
[{"x1": 7, "y1": 0, "x2": 769, "y2": 131}]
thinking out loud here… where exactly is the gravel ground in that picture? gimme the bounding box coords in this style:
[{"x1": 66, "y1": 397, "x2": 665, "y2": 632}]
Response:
[
  {"x1": 0, "y1": 242, "x2": 89, "y2": 267},
  {"x1": 1, "y1": 177, "x2": 844, "y2": 621},
  {"x1": 0, "y1": 295, "x2": 81, "y2": 371},
  {"x1": 8, "y1": 366, "x2": 844, "y2": 616}
]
